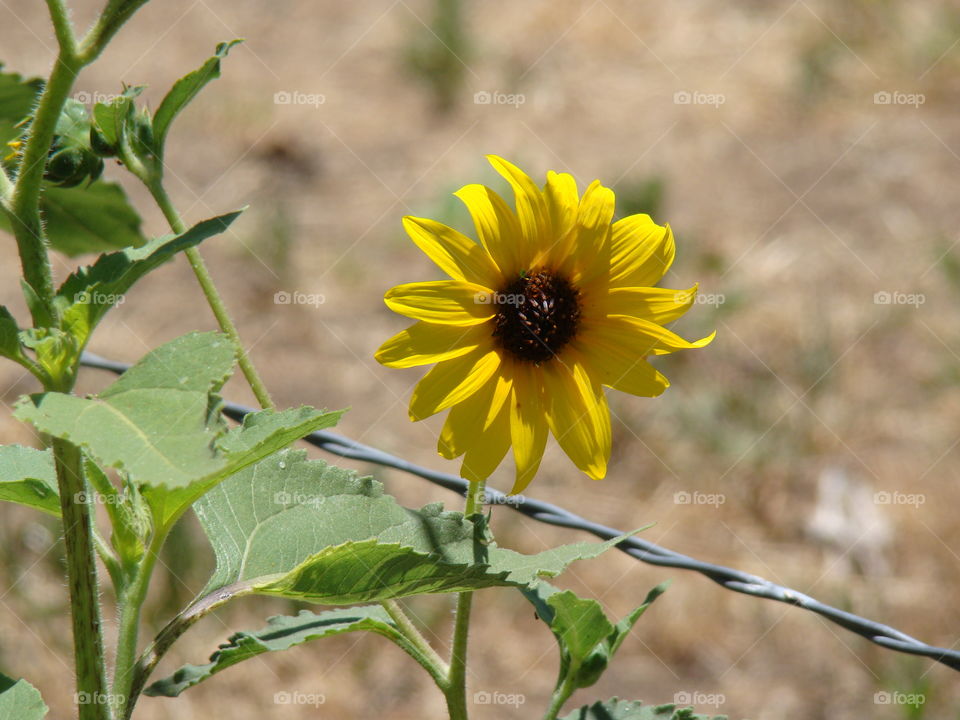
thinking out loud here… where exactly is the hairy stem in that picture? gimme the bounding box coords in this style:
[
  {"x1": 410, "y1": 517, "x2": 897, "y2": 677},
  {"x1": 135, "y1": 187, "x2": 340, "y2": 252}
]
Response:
[
  {"x1": 53, "y1": 439, "x2": 111, "y2": 720},
  {"x1": 381, "y1": 599, "x2": 450, "y2": 688},
  {"x1": 146, "y1": 180, "x2": 274, "y2": 409},
  {"x1": 9, "y1": 45, "x2": 80, "y2": 325},
  {"x1": 111, "y1": 532, "x2": 163, "y2": 719},
  {"x1": 543, "y1": 675, "x2": 576, "y2": 720},
  {"x1": 445, "y1": 479, "x2": 485, "y2": 720}
]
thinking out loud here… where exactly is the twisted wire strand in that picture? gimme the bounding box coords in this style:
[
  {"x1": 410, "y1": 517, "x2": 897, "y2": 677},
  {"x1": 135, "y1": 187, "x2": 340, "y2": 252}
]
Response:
[{"x1": 79, "y1": 351, "x2": 960, "y2": 672}]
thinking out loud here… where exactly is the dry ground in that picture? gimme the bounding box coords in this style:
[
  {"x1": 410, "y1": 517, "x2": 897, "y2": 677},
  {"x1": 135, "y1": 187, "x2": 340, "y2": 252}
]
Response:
[{"x1": 2, "y1": 1, "x2": 960, "y2": 718}]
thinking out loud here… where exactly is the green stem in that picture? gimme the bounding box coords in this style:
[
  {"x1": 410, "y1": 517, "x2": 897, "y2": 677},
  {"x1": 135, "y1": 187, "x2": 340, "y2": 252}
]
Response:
[
  {"x1": 381, "y1": 599, "x2": 450, "y2": 688},
  {"x1": 9, "y1": 44, "x2": 81, "y2": 326},
  {"x1": 111, "y1": 532, "x2": 164, "y2": 719},
  {"x1": 145, "y1": 179, "x2": 274, "y2": 410},
  {"x1": 543, "y1": 675, "x2": 576, "y2": 720},
  {"x1": 78, "y1": 0, "x2": 152, "y2": 64},
  {"x1": 445, "y1": 479, "x2": 484, "y2": 720},
  {"x1": 53, "y1": 439, "x2": 111, "y2": 720}
]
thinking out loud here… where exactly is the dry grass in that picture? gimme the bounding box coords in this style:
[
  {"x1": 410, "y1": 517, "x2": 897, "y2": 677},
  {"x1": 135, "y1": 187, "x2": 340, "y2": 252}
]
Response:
[{"x1": 2, "y1": 0, "x2": 960, "y2": 718}]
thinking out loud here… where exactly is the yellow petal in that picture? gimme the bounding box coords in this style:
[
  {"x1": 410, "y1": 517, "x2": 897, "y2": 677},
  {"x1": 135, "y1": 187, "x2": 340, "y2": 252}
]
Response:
[
  {"x1": 487, "y1": 155, "x2": 549, "y2": 260},
  {"x1": 455, "y1": 183, "x2": 524, "y2": 278},
  {"x1": 542, "y1": 356, "x2": 610, "y2": 480},
  {"x1": 409, "y1": 347, "x2": 501, "y2": 421},
  {"x1": 540, "y1": 170, "x2": 579, "y2": 262},
  {"x1": 566, "y1": 179, "x2": 615, "y2": 284},
  {"x1": 376, "y1": 321, "x2": 490, "y2": 368},
  {"x1": 508, "y1": 362, "x2": 549, "y2": 494},
  {"x1": 439, "y1": 372, "x2": 512, "y2": 459},
  {"x1": 601, "y1": 284, "x2": 698, "y2": 326},
  {"x1": 402, "y1": 216, "x2": 502, "y2": 288},
  {"x1": 385, "y1": 281, "x2": 496, "y2": 325},
  {"x1": 587, "y1": 316, "x2": 715, "y2": 357},
  {"x1": 609, "y1": 216, "x2": 675, "y2": 288},
  {"x1": 575, "y1": 334, "x2": 669, "y2": 397},
  {"x1": 460, "y1": 397, "x2": 512, "y2": 483}
]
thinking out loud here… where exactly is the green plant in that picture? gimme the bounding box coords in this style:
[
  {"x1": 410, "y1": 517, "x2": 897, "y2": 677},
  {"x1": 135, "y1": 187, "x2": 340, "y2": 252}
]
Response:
[{"x1": 0, "y1": 3, "x2": 727, "y2": 720}]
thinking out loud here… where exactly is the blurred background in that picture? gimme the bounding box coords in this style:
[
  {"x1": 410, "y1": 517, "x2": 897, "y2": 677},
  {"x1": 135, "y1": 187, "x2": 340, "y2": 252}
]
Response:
[{"x1": 2, "y1": 0, "x2": 960, "y2": 718}]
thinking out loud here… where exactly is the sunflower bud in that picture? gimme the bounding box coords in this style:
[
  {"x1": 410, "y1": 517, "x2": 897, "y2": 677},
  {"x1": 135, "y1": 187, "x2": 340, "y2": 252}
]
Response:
[{"x1": 38, "y1": 99, "x2": 105, "y2": 187}]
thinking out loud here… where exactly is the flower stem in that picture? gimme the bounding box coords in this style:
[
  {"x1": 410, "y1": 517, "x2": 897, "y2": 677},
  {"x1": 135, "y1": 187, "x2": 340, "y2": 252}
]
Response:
[
  {"x1": 53, "y1": 439, "x2": 111, "y2": 720},
  {"x1": 145, "y1": 179, "x2": 274, "y2": 409},
  {"x1": 445, "y1": 479, "x2": 485, "y2": 720},
  {"x1": 542, "y1": 675, "x2": 576, "y2": 720},
  {"x1": 111, "y1": 532, "x2": 164, "y2": 719}
]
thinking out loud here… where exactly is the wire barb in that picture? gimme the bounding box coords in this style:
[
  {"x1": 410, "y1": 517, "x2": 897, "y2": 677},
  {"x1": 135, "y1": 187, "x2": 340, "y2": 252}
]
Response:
[{"x1": 79, "y1": 351, "x2": 960, "y2": 673}]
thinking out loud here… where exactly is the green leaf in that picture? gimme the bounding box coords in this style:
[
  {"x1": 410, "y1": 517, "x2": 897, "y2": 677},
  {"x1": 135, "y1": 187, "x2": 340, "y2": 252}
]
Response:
[
  {"x1": 0, "y1": 445, "x2": 59, "y2": 516},
  {"x1": 195, "y1": 450, "x2": 636, "y2": 604},
  {"x1": 0, "y1": 306, "x2": 28, "y2": 365},
  {"x1": 15, "y1": 331, "x2": 344, "y2": 532},
  {"x1": 524, "y1": 582, "x2": 667, "y2": 691},
  {"x1": 0, "y1": 65, "x2": 42, "y2": 147},
  {"x1": 560, "y1": 698, "x2": 727, "y2": 720},
  {"x1": 152, "y1": 40, "x2": 242, "y2": 158},
  {"x1": 0, "y1": 179, "x2": 146, "y2": 256},
  {"x1": 39, "y1": 180, "x2": 145, "y2": 256},
  {"x1": 0, "y1": 673, "x2": 48, "y2": 720},
  {"x1": 145, "y1": 606, "x2": 402, "y2": 697},
  {"x1": 56, "y1": 210, "x2": 244, "y2": 351},
  {"x1": 91, "y1": 85, "x2": 144, "y2": 150}
]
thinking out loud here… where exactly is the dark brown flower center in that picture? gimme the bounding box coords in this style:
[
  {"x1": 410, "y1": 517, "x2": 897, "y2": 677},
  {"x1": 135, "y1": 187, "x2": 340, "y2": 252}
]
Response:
[{"x1": 492, "y1": 271, "x2": 581, "y2": 363}]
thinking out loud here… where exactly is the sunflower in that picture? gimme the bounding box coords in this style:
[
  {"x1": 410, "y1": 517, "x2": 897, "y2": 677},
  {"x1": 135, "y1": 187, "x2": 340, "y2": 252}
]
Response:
[{"x1": 376, "y1": 156, "x2": 713, "y2": 494}]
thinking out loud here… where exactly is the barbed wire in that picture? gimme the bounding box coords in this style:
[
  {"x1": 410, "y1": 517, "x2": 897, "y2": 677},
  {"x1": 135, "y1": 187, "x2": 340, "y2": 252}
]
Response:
[{"x1": 79, "y1": 351, "x2": 960, "y2": 673}]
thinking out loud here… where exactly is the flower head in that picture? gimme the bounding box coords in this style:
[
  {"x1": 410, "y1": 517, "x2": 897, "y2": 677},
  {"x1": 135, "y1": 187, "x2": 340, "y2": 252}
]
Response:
[{"x1": 376, "y1": 156, "x2": 713, "y2": 494}]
